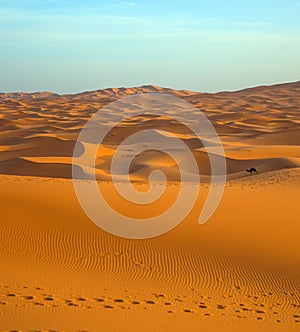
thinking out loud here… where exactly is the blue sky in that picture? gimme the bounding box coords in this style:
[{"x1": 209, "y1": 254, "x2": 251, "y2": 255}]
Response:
[{"x1": 0, "y1": 0, "x2": 300, "y2": 93}]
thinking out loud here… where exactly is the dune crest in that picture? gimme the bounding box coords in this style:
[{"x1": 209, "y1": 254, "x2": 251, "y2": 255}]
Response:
[{"x1": 0, "y1": 81, "x2": 299, "y2": 180}]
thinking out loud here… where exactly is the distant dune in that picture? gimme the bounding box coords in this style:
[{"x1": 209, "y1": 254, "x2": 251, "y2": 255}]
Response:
[{"x1": 0, "y1": 81, "x2": 299, "y2": 180}]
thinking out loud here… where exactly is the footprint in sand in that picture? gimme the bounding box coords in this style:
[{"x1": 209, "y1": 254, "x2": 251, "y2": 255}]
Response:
[
  {"x1": 68, "y1": 302, "x2": 79, "y2": 307},
  {"x1": 256, "y1": 309, "x2": 265, "y2": 314},
  {"x1": 104, "y1": 305, "x2": 114, "y2": 309},
  {"x1": 94, "y1": 298, "x2": 105, "y2": 302},
  {"x1": 217, "y1": 304, "x2": 226, "y2": 310},
  {"x1": 44, "y1": 297, "x2": 54, "y2": 301},
  {"x1": 76, "y1": 297, "x2": 87, "y2": 302},
  {"x1": 114, "y1": 299, "x2": 124, "y2": 303},
  {"x1": 241, "y1": 307, "x2": 250, "y2": 311},
  {"x1": 199, "y1": 305, "x2": 207, "y2": 309}
]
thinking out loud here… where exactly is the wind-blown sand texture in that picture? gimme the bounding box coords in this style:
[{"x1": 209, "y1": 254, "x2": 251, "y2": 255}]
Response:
[{"x1": 0, "y1": 82, "x2": 300, "y2": 331}]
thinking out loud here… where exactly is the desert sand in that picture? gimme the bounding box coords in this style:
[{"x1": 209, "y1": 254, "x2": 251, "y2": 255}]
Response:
[{"x1": 0, "y1": 82, "x2": 300, "y2": 331}]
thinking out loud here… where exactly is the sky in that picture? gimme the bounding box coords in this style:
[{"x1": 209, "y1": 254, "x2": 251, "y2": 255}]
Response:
[{"x1": 0, "y1": 0, "x2": 300, "y2": 93}]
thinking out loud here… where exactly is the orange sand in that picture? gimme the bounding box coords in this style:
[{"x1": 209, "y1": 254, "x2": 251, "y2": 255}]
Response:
[{"x1": 0, "y1": 82, "x2": 300, "y2": 331}]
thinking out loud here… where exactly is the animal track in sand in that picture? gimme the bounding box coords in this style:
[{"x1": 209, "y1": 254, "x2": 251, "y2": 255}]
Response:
[
  {"x1": 1, "y1": 284, "x2": 299, "y2": 324},
  {"x1": 76, "y1": 297, "x2": 87, "y2": 301},
  {"x1": 94, "y1": 297, "x2": 105, "y2": 302},
  {"x1": 44, "y1": 297, "x2": 54, "y2": 301}
]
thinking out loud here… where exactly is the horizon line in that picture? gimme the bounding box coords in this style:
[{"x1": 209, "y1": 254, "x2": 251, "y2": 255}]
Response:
[{"x1": 1, "y1": 79, "x2": 299, "y2": 96}]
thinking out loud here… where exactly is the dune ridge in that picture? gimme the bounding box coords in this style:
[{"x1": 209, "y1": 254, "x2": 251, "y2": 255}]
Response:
[{"x1": 0, "y1": 82, "x2": 300, "y2": 181}]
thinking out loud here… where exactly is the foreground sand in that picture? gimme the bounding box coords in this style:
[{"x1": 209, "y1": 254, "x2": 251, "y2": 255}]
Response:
[{"x1": 0, "y1": 170, "x2": 299, "y2": 331}]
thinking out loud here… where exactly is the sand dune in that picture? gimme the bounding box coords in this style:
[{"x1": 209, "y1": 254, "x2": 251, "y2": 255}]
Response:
[
  {"x1": 0, "y1": 82, "x2": 299, "y2": 181},
  {"x1": 1, "y1": 170, "x2": 299, "y2": 330},
  {"x1": 0, "y1": 82, "x2": 300, "y2": 331}
]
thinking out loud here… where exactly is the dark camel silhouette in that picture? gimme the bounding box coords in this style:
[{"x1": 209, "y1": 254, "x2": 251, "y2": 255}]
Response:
[{"x1": 246, "y1": 167, "x2": 258, "y2": 175}]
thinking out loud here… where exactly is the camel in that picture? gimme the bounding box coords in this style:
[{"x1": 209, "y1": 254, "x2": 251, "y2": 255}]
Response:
[{"x1": 246, "y1": 167, "x2": 258, "y2": 175}]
